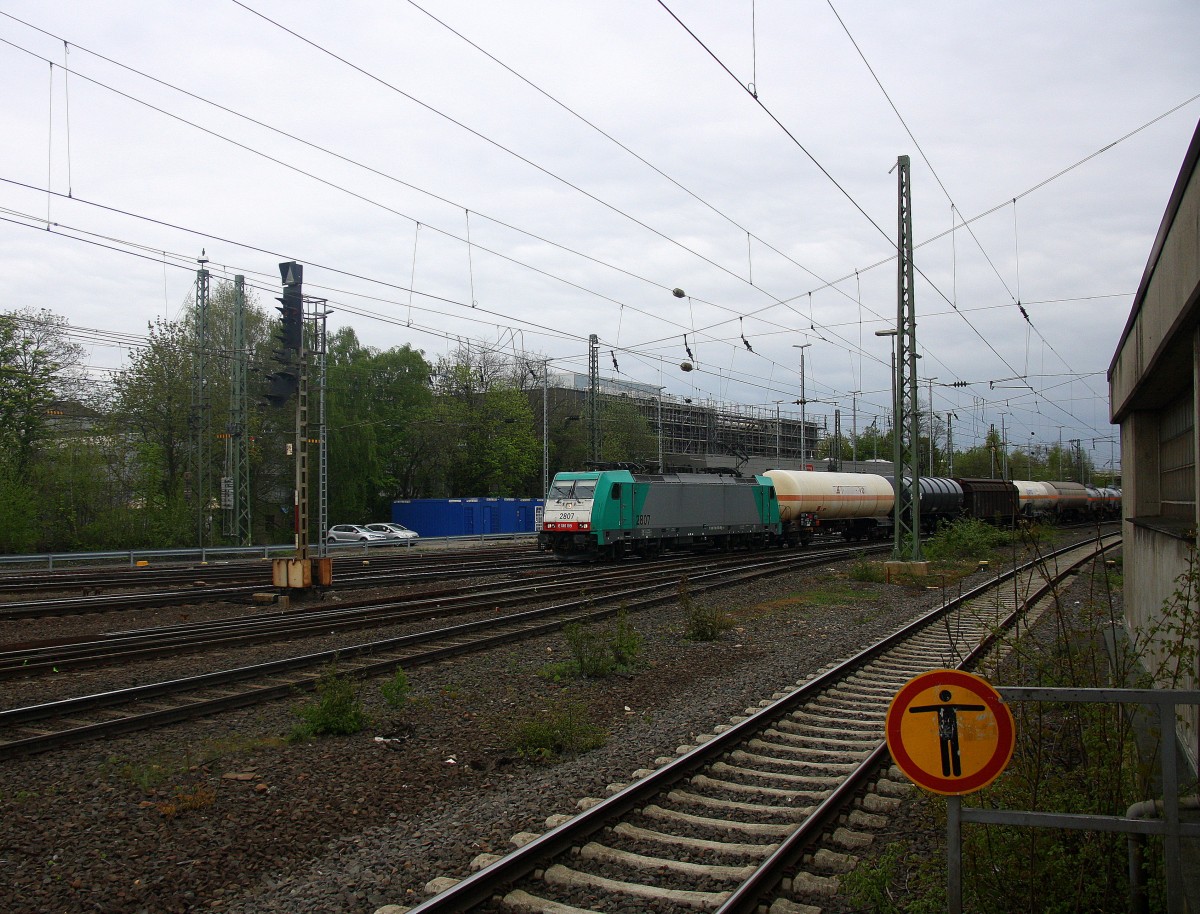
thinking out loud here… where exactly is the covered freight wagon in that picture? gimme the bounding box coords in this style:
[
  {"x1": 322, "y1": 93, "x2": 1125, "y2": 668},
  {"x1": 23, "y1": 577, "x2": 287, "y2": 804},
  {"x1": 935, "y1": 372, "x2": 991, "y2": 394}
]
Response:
[
  {"x1": 391, "y1": 497, "x2": 544, "y2": 539},
  {"x1": 956, "y1": 478, "x2": 1018, "y2": 526}
]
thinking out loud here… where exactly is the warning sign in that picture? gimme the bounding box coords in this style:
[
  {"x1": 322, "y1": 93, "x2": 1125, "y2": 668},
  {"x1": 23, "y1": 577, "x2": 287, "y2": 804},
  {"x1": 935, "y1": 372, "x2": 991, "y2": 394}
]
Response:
[{"x1": 885, "y1": 669, "x2": 1015, "y2": 796}]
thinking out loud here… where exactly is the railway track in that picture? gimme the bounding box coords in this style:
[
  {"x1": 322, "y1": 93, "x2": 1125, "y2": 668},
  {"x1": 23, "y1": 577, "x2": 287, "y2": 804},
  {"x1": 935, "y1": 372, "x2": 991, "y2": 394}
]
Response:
[
  {"x1": 0, "y1": 542, "x2": 540, "y2": 594},
  {"x1": 0, "y1": 542, "x2": 883, "y2": 760},
  {"x1": 0, "y1": 545, "x2": 856, "y2": 679},
  {"x1": 0, "y1": 549, "x2": 553, "y2": 619},
  {"x1": 393, "y1": 533, "x2": 1120, "y2": 914}
]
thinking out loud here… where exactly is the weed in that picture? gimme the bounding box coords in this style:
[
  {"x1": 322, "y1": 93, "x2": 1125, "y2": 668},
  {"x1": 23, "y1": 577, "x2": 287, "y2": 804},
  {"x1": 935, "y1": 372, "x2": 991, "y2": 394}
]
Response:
[
  {"x1": 608, "y1": 609, "x2": 644, "y2": 668},
  {"x1": 508, "y1": 700, "x2": 606, "y2": 761},
  {"x1": 536, "y1": 660, "x2": 579, "y2": 683},
  {"x1": 840, "y1": 841, "x2": 943, "y2": 914},
  {"x1": 380, "y1": 666, "x2": 411, "y2": 709},
  {"x1": 291, "y1": 666, "x2": 370, "y2": 740},
  {"x1": 679, "y1": 576, "x2": 733, "y2": 641},
  {"x1": 850, "y1": 552, "x2": 887, "y2": 583},
  {"x1": 546, "y1": 611, "x2": 645, "y2": 680},
  {"x1": 156, "y1": 783, "x2": 216, "y2": 819},
  {"x1": 563, "y1": 621, "x2": 615, "y2": 677}
]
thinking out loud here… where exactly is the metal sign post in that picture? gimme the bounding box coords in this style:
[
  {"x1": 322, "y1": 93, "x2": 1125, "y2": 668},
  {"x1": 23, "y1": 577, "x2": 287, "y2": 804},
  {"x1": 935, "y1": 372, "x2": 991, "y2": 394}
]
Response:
[{"x1": 886, "y1": 670, "x2": 1016, "y2": 914}]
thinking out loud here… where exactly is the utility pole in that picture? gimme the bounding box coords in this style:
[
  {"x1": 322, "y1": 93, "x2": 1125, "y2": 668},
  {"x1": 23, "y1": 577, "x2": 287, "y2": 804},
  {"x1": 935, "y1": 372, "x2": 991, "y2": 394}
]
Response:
[
  {"x1": 223, "y1": 275, "x2": 251, "y2": 545},
  {"x1": 191, "y1": 252, "x2": 211, "y2": 549},
  {"x1": 542, "y1": 361, "x2": 549, "y2": 495},
  {"x1": 832, "y1": 409, "x2": 842, "y2": 470},
  {"x1": 1000, "y1": 413, "x2": 1009, "y2": 481},
  {"x1": 946, "y1": 413, "x2": 955, "y2": 475},
  {"x1": 927, "y1": 377, "x2": 936, "y2": 474},
  {"x1": 588, "y1": 334, "x2": 600, "y2": 465},
  {"x1": 794, "y1": 343, "x2": 811, "y2": 467},
  {"x1": 851, "y1": 391, "x2": 860, "y2": 465}
]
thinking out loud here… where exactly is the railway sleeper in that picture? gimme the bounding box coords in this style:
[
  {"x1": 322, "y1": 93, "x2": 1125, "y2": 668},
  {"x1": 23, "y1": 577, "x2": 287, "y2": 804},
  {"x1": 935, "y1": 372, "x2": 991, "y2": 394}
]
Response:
[
  {"x1": 759, "y1": 727, "x2": 879, "y2": 749},
  {"x1": 502, "y1": 888, "x2": 601, "y2": 914},
  {"x1": 577, "y1": 841, "x2": 758, "y2": 881},
  {"x1": 540, "y1": 862, "x2": 732, "y2": 909},
  {"x1": 641, "y1": 803, "x2": 802, "y2": 837},
  {"x1": 707, "y1": 760, "x2": 842, "y2": 789},
  {"x1": 610, "y1": 821, "x2": 779, "y2": 858},
  {"x1": 688, "y1": 773, "x2": 828, "y2": 802},
  {"x1": 749, "y1": 735, "x2": 876, "y2": 758},
  {"x1": 774, "y1": 713, "x2": 882, "y2": 737},
  {"x1": 666, "y1": 788, "x2": 815, "y2": 820},
  {"x1": 727, "y1": 748, "x2": 861, "y2": 774}
]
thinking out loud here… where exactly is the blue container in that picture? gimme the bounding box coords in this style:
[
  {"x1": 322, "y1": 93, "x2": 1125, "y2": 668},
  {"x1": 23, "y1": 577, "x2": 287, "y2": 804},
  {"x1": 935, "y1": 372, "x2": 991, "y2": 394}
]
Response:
[{"x1": 391, "y1": 497, "x2": 544, "y2": 538}]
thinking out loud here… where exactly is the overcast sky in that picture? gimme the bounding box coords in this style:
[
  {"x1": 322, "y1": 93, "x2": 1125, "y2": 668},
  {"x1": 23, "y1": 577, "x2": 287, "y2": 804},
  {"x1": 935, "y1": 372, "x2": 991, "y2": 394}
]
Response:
[{"x1": 3, "y1": 1, "x2": 1198, "y2": 472}]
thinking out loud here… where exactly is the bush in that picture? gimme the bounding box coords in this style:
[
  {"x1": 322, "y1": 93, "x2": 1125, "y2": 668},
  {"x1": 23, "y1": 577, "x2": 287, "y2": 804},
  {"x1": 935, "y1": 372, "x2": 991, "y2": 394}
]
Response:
[
  {"x1": 548, "y1": 611, "x2": 645, "y2": 680},
  {"x1": 679, "y1": 576, "x2": 733, "y2": 641},
  {"x1": 849, "y1": 552, "x2": 887, "y2": 583},
  {"x1": 292, "y1": 667, "x2": 369, "y2": 739},
  {"x1": 563, "y1": 622, "x2": 615, "y2": 677},
  {"x1": 922, "y1": 518, "x2": 1010, "y2": 561},
  {"x1": 509, "y1": 701, "x2": 606, "y2": 761},
  {"x1": 380, "y1": 666, "x2": 410, "y2": 709}
]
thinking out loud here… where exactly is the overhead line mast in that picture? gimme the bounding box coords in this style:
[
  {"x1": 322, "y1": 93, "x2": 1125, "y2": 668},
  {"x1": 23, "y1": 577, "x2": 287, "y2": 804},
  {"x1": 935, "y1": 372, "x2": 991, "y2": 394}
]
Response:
[{"x1": 894, "y1": 155, "x2": 922, "y2": 563}]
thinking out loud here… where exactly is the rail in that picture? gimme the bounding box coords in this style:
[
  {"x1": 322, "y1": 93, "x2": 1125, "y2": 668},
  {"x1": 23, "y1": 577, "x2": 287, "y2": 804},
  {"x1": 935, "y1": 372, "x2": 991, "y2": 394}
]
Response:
[{"x1": 0, "y1": 532, "x2": 538, "y2": 570}]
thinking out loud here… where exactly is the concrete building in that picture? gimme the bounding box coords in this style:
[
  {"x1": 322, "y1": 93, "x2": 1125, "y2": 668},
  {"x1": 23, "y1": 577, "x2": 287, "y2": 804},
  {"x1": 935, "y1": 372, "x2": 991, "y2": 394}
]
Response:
[{"x1": 1108, "y1": 117, "x2": 1200, "y2": 772}]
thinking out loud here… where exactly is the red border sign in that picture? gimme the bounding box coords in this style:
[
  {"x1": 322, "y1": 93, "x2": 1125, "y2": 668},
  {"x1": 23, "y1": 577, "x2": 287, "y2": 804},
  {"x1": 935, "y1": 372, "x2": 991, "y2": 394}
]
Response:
[{"x1": 885, "y1": 669, "x2": 1015, "y2": 795}]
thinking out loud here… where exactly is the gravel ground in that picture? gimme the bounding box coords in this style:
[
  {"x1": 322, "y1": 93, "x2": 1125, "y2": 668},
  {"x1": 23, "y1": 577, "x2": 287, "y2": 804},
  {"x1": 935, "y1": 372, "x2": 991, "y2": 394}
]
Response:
[{"x1": 0, "y1": 542, "x2": 1087, "y2": 914}]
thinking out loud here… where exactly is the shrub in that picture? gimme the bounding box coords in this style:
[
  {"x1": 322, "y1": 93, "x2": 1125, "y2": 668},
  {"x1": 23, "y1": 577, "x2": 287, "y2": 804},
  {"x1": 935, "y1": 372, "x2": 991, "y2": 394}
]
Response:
[
  {"x1": 549, "y1": 611, "x2": 645, "y2": 680},
  {"x1": 563, "y1": 622, "x2": 615, "y2": 677},
  {"x1": 608, "y1": 610, "x2": 644, "y2": 668},
  {"x1": 292, "y1": 667, "x2": 369, "y2": 739},
  {"x1": 509, "y1": 701, "x2": 606, "y2": 761},
  {"x1": 679, "y1": 576, "x2": 733, "y2": 641},
  {"x1": 380, "y1": 666, "x2": 411, "y2": 709},
  {"x1": 849, "y1": 552, "x2": 887, "y2": 583},
  {"x1": 922, "y1": 517, "x2": 1010, "y2": 561}
]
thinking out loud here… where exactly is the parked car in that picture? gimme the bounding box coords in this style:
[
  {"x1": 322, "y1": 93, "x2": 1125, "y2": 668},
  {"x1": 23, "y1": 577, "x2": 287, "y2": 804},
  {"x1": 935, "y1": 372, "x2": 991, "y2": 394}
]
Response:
[
  {"x1": 365, "y1": 522, "x2": 420, "y2": 541},
  {"x1": 327, "y1": 524, "x2": 391, "y2": 544}
]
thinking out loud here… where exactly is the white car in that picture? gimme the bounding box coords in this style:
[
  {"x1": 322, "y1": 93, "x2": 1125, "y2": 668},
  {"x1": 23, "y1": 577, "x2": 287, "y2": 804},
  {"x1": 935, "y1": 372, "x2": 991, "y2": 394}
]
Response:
[
  {"x1": 365, "y1": 522, "x2": 420, "y2": 541},
  {"x1": 327, "y1": 524, "x2": 391, "y2": 544}
]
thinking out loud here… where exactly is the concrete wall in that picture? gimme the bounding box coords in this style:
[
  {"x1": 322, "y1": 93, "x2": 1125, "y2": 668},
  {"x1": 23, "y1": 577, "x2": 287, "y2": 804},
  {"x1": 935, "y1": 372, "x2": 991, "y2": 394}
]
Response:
[
  {"x1": 1125, "y1": 524, "x2": 1198, "y2": 773},
  {"x1": 1109, "y1": 119, "x2": 1200, "y2": 775}
]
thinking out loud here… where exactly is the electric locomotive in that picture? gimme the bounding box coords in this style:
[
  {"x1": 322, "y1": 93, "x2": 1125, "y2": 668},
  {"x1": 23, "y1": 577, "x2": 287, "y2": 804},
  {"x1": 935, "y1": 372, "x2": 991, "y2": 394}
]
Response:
[{"x1": 539, "y1": 469, "x2": 780, "y2": 560}]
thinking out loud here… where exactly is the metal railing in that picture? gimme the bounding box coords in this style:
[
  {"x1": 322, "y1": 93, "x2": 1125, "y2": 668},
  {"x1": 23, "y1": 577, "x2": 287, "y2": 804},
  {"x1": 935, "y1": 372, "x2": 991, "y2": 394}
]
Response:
[{"x1": 948, "y1": 687, "x2": 1200, "y2": 914}]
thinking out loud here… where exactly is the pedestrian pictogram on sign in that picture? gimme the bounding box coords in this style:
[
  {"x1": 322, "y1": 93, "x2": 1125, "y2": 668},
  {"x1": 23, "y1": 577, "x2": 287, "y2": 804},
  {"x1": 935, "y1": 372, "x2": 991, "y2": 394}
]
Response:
[{"x1": 885, "y1": 669, "x2": 1015, "y2": 796}]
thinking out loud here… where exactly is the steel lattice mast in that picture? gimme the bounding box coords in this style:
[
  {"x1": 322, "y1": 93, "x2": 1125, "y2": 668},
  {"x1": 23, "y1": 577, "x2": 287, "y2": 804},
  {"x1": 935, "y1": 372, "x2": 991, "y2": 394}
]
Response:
[
  {"x1": 894, "y1": 155, "x2": 922, "y2": 561},
  {"x1": 191, "y1": 254, "x2": 211, "y2": 547}
]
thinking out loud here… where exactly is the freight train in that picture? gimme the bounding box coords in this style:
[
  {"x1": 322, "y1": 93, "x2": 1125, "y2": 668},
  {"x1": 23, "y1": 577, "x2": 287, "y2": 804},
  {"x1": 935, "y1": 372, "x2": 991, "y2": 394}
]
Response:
[{"x1": 537, "y1": 468, "x2": 1119, "y2": 560}]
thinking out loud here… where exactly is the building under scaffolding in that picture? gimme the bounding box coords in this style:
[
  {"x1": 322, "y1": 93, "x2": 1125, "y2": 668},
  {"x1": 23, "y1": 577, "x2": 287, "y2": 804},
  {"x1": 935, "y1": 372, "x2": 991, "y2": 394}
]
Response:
[{"x1": 557, "y1": 374, "x2": 822, "y2": 473}]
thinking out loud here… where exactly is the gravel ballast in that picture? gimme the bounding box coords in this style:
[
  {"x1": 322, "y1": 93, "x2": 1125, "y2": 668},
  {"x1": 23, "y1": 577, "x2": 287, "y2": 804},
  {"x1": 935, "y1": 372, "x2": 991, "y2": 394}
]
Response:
[{"x1": 0, "y1": 547, "x2": 1081, "y2": 914}]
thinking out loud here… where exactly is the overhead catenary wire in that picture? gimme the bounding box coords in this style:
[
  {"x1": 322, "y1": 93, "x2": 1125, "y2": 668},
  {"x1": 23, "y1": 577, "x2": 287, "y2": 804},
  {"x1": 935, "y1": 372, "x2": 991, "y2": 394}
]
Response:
[
  {"x1": 2, "y1": 10, "x2": 1141, "y2": 416},
  {"x1": 0, "y1": 9, "x2": 1150, "y2": 445}
]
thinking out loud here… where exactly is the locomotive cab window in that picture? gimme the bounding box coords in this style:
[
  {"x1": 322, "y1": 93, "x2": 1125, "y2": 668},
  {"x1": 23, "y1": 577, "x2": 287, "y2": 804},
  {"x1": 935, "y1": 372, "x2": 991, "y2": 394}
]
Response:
[
  {"x1": 550, "y1": 481, "x2": 596, "y2": 499},
  {"x1": 611, "y1": 483, "x2": 622, "y2": 499}
]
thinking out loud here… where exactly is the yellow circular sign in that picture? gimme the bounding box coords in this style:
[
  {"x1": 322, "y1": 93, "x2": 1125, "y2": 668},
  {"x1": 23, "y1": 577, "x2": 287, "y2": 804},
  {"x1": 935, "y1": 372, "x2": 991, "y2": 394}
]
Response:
[{"x1": 885, "y1": 669, "x2": 1015, "y2": 795}]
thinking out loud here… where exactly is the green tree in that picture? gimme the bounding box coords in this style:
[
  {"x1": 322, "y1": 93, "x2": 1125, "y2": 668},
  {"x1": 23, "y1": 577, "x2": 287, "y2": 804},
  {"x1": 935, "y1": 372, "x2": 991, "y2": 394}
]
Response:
[
  {"x1": 0, "y1": 308, "x2": 87, "y2": 475},
  {"x1": 112, "y1": 317, "x2": 194, "y2": 509},
  {"x1": 325, "y1": 329, "x2": 433, "y2": 519}
]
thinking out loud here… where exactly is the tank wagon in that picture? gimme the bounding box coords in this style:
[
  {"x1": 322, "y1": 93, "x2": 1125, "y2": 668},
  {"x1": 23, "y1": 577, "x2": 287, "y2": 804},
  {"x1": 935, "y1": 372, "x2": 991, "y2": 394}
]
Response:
[
  {"x1": 539, "y1": 469, "x2": 779, "y2": 560},
  {"x1": 883, "y1": 476, "x2": 964, "y2": 534},
  {"x1": 1043, "y1": 480, "x2": 1090, "y2": 519},
  {"x1": 765, "y1": 470, "x2": 893, "y2": 544},
  {"x1": 1013, "y1": 480, "x2": 1056, "y2": 518}
]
